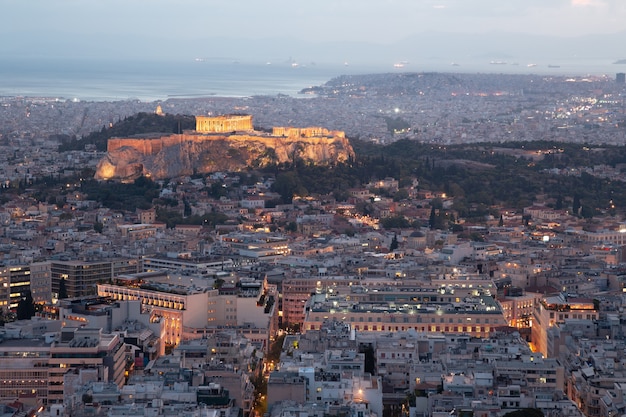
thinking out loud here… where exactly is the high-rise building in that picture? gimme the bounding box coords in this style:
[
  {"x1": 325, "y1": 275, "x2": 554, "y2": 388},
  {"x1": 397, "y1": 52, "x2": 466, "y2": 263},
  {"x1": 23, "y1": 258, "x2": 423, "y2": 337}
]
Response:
[
  {"x1": 617, "y1": 73, "x2": 626, "y2": 83},
  {"x1": 531, "y1": 293, "x2": 598, "y2": 357},
  {"x1": 0, "y1": 326, "x2": 126, "y2": 405},
  {"x1": 51, "y1": 260, "x2": 114, "y2": 299},
  {"x1": 30, "y1": 262, "x2": 52, "y2": 304},
  {"x1": 48, "y1": 327, "x2": 126, "y2": 404},
  {"x1": 0, "y1": 266, "x2": 32, "y2": 311},
  {"x1": 31, "y1": 259, "x2": 142, "y2": 302}
]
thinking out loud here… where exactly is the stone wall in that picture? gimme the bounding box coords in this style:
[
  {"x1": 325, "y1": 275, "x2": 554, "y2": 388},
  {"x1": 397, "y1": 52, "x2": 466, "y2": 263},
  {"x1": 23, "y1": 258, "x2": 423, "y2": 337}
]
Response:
[
  {"x1": 108, "y1": 135, "x2": 185, "y2": 155},
  {"x1": 272, "y1": 126, "x2": 345, "y2": 138}
]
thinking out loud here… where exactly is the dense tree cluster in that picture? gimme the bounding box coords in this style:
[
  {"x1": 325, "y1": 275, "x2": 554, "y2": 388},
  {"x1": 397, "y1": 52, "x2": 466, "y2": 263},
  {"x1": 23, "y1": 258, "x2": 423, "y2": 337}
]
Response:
[
  {"x1": 80, "y1": 175, "x2": 160, "y2": 211},
  {"x1": 58, "y1": 113, "x2": 196, "y2": 152},
  {"x1": 262, "y1": 137, "x2": 626, "y2": 225},
  {"x1": 58, "y1": 137, "x2": 626, "y2": 228},
  {"x1": 352, "y1": 138, "x2": 626, "y2": 219},
  {"x1": 44, "y1": 113, "x2": 626, "y2": 228}
]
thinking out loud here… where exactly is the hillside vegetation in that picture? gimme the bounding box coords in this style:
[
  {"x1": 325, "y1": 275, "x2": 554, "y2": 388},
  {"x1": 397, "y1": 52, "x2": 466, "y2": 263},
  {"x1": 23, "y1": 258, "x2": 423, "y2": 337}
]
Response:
[{"x1": 54, "y1": 113, "x2": 626, "y2": 219}]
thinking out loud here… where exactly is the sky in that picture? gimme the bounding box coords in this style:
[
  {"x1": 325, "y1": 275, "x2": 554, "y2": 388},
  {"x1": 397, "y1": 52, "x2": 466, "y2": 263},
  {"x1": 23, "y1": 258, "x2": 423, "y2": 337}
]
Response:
[
  {"x1": 3, "y1": 0, "x2": 626, "y2": 44},
  {"x1": 2, "y1": 0, "x2": 626, "y2": 65}
]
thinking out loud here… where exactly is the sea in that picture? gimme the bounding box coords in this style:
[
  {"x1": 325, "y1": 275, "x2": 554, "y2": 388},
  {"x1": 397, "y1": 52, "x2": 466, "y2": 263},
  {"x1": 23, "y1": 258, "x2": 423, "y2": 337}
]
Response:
[{"x1": 0, "y1": 57, "x2": 623, "y2": 102}]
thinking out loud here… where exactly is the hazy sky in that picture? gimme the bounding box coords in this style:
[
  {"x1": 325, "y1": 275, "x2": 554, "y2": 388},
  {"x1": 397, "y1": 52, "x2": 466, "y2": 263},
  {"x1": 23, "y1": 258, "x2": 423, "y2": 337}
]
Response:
[{"x1": 4, "y1": 0, "x2": 626, "y2": 44}]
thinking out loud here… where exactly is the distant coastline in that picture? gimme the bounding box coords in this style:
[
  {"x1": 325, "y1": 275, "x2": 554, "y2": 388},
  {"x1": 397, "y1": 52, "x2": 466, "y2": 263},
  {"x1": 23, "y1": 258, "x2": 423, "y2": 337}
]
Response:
[
  {"x1": 614, "y1": 59, "x2": 626, "y2": 65},
  {"x1": 1, "y1": 57, "x2": 624, "y2": 102}
]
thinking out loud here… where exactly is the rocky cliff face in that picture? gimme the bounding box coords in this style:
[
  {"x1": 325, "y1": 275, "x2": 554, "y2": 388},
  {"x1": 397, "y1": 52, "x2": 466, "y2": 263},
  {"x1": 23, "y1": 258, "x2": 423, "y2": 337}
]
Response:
[{"x1": 95, "y1": 132, "x2": 355, "y2": 181}]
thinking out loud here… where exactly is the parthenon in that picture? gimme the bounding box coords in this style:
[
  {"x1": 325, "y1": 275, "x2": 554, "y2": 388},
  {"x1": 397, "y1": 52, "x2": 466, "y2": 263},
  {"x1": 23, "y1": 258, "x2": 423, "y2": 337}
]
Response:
[{"x1": 195, "y1": 114, "x2": 253, "y2": 133}]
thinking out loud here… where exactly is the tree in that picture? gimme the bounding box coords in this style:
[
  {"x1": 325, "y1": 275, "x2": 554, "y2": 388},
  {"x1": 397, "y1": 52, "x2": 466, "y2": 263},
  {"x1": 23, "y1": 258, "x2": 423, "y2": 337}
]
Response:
[
  {"x1": 16, "y1": 291, "x2": 36, "y2": 320},
  {"x1": 430, "y1": 197, "x2": 443, "y2": 210},
  {"x1": 593, "y1": 299, "x2": 600, "y2": 310},
  {"x1": 498, "y1": 214, "x2": 504, "y2": 227},
  {"x1": 450, "y1": 223, "x2": 464, "y2": 233},
  {"x1": 572, "y1": 194, "x2": 581, "y2": 216},
  {"x1": 59, "y1": 278, "x2": 68, "y2": 299},
  {"x1": 581, "y1": 204, "x2": 594, "y2": 219},
  {"x1": 183, "y1": 198, "x2": 192, "y2": 217},
  {"x1": 502, "y1": 409, "x2": 544, "y2": 417},
  {"x1": 381, "y1": 215, "x2": 411, "y2": 229},
  {"x1": 207, "y1": 181, "x2": 228, "y2": 199},
  {"x1": 555, "y1": 195, "x2": 563, "y2": 210},
  {"x1": 389, "y1": 234, "x2": 399, "y2": 251},
  {"x1": 272, "y1": 171, "x2": 307, "y2": 203},
  {"x1": 59, "y1": 212, "x2": 74, "y2": 221},
  {"x1": 393, "y1": 188, "x2": 409, "y2": 201},
  {"x1": 285, "y1": 221, "x2": 298, "y2": 233},
  {"x1": 429, "y1": 206, "x2": 437, "y2": 229}
]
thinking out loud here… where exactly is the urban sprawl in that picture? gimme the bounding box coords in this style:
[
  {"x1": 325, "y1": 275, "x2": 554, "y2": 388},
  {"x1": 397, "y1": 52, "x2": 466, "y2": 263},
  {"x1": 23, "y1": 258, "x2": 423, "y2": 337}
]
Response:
[{"x1": 0, "y1": 72, "x2": 626, "y2": 417}]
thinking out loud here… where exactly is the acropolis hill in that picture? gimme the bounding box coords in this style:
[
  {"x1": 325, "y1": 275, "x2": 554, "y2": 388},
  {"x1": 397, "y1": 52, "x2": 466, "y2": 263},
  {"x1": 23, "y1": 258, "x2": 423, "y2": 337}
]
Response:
[{"x1": 95, "y1": 114, "x2": 355, "y2": 181}]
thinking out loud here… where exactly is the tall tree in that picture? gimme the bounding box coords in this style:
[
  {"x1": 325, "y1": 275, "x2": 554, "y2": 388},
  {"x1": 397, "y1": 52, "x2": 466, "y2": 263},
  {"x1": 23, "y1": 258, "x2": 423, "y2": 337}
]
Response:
[
  {"x1": 572, "y1": 194, "x2": 581, "y2": 216},
  {"x1": 59, "y1": 278, "x2": 68, "y2": 299},
  {"x1": 581, "y1": 205, "x2": 594, "y2": 219},
  {"x1": 555, "y1": 195, "x2": 563, "y2": 210},
  {"x1": 429, "y1": 207, "x2": 437, "y2": 230},
  {"x1": 16, "y1": 291, "x2": 36, "y2": 320},
  {"x1": 389, "y1": 234, "x2": 399, "y2": 252}
]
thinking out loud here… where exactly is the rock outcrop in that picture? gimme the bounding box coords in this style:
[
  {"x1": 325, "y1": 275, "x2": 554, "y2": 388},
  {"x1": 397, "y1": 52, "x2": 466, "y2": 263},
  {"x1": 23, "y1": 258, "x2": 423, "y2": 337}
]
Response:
[{"x1": 94, "y1": 116, "x2": 355, "y2": 181}]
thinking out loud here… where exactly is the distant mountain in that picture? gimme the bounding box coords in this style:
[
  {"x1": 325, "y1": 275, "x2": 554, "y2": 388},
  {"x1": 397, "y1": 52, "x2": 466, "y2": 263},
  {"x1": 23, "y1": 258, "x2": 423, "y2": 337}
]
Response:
[{"x1": 2, "y1": 30, "x2": 625, "y2": 68}]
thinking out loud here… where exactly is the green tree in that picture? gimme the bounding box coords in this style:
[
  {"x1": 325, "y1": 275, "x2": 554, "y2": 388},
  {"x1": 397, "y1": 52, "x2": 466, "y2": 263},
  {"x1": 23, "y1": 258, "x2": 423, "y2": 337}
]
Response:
[
  {"x1": 502, "y1": 409, "x2": 544, "y2": 417},
  {"x1": 581, "y1": 204, "x2": 594, "y2": 219},
  {"x1": 59, "y1": 278, "x2": 68, "y2": 299},
  {"x1": 429, "y1": 207, "x2": 437, "y2": 229},
  {"x1": 430, "y1": 197, "x2": 443, "y2": 209},
  {"x1": 555, "y1": 195, "x2": 563, "y2": 210},
  {"x1": 59, "y1": 212, "x2": 74, "y2": 221},
  {"x1": 285, "y1": 221, "x2": 298, "y2": 232},
  {"x1": 272, "y1": 172, "x2": 307, "y2": 203},
  {"x1": 207, "y1": 182, "x2": 227, "y2": 199},
  {"x1": 389, "y1": 234, "x2": 399, "y2": 251},
  {"x1": 381, "y1": 215, "x2": 411, "y2": 229},
  {"x1": 393, "y1": 188, "x2": 409, "y2": 201},
  {"x1": 572, "y1": 194, "x2": 581, "y2": 216},
  {"x1": 183, "y1": 198, "x2": 192, "y2": 217},
  {"x1": 16, "y1": 291, "x2": 36, "y2": 320}
]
